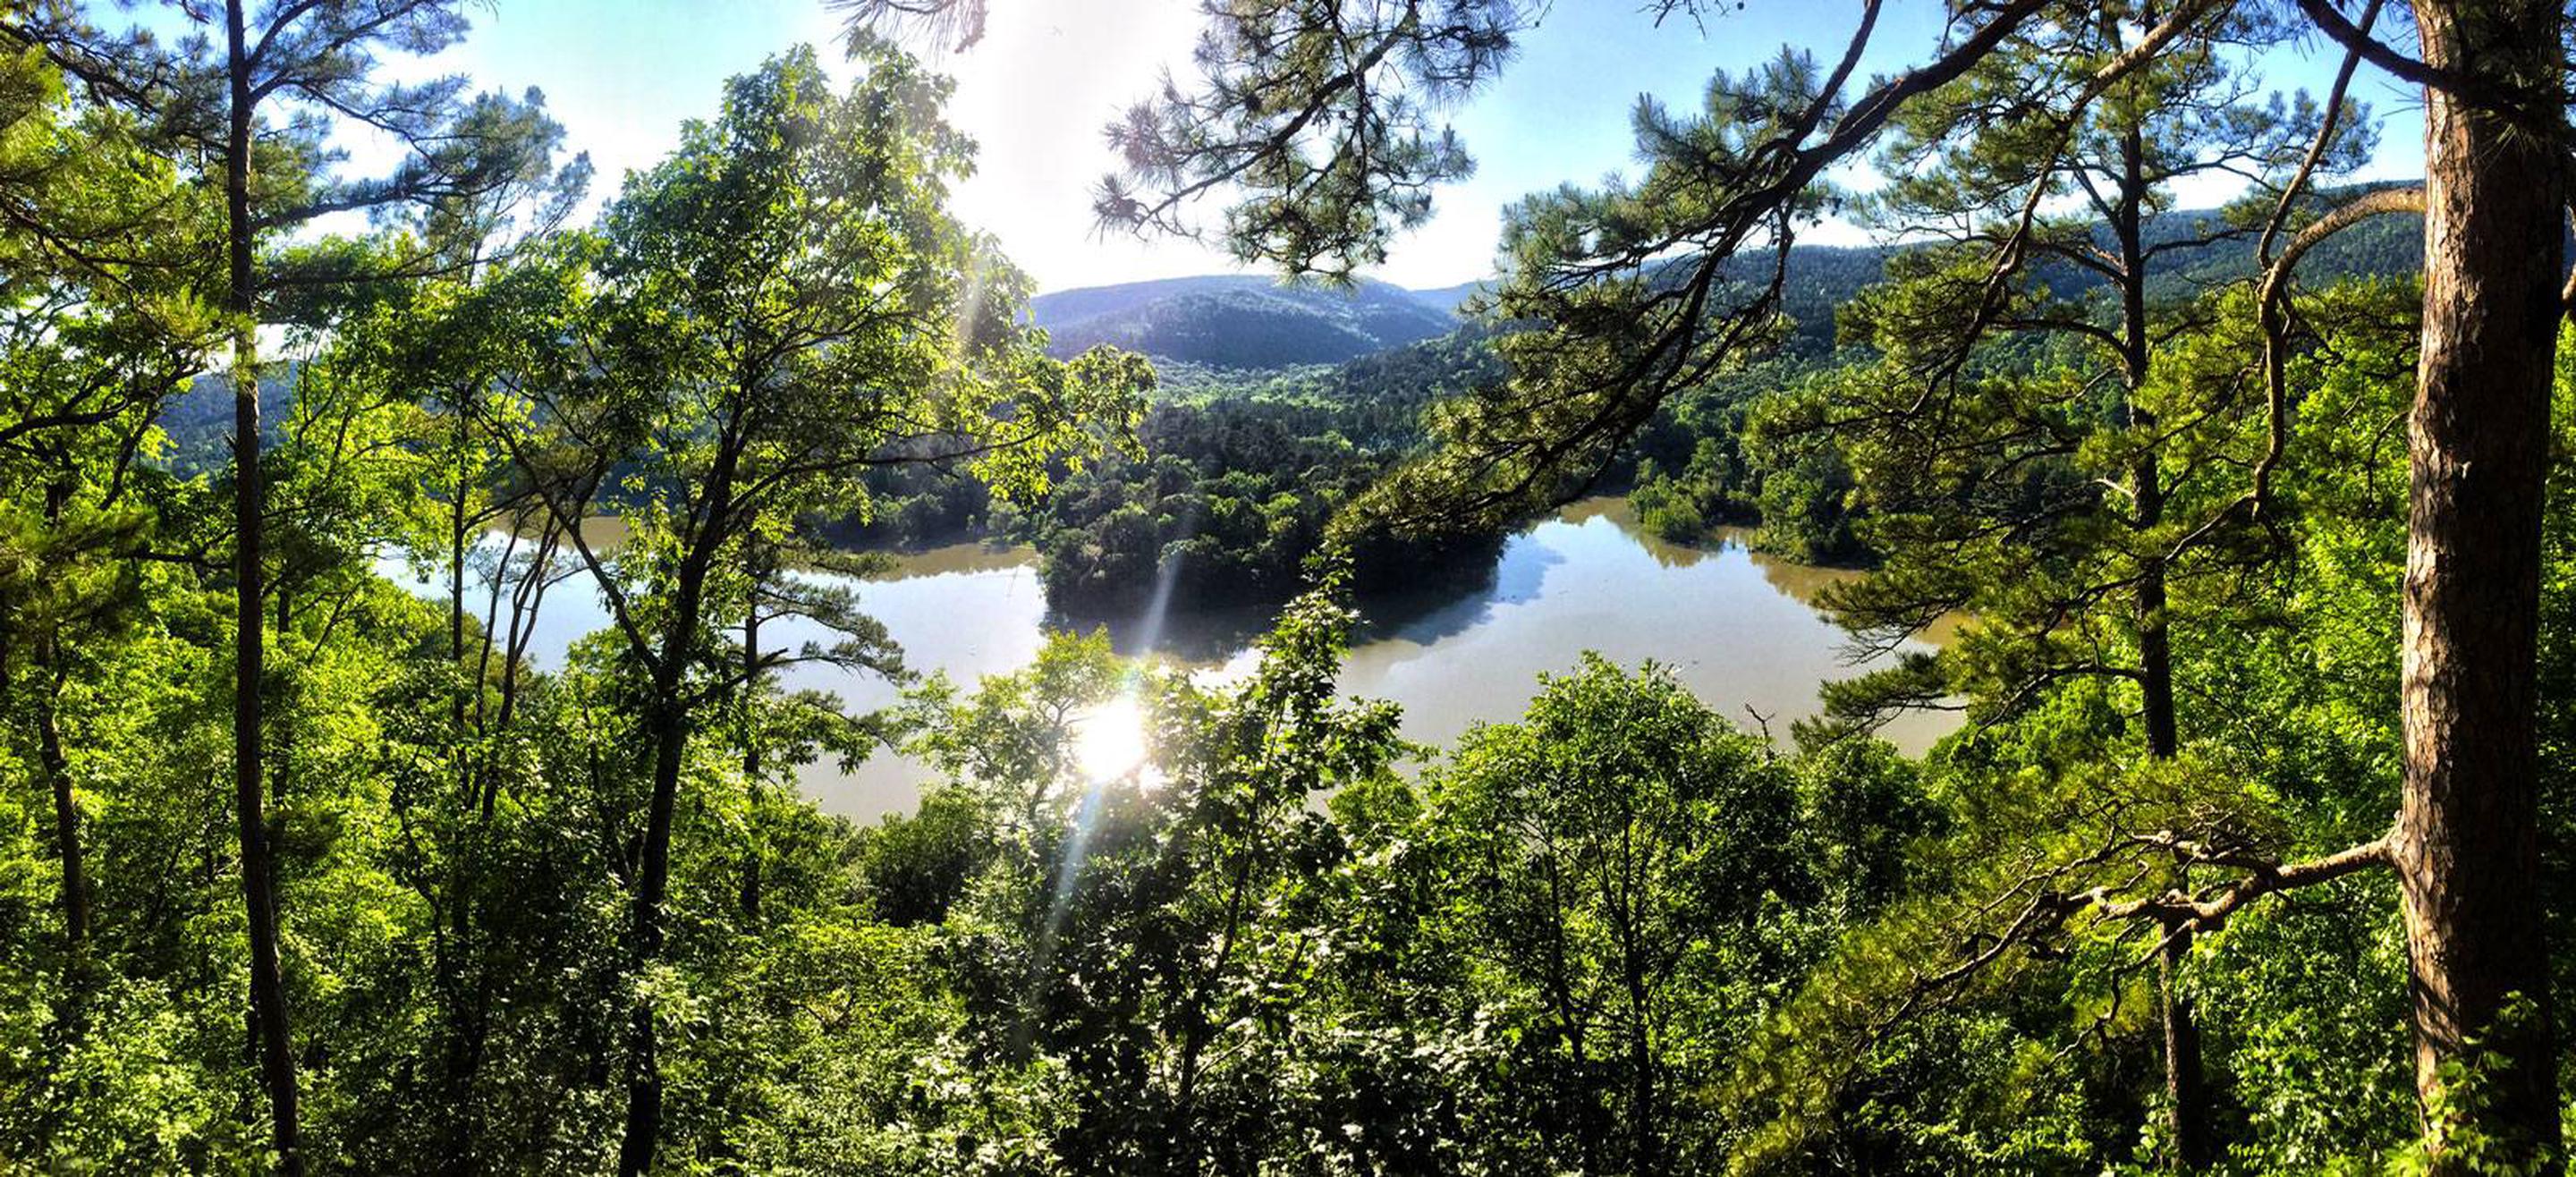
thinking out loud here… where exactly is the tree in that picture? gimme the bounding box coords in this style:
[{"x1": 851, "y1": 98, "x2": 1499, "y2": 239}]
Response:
[
  {"x1": 6, "y1": 5, "x2": 572, "y2": 1168},
  {"x1": 839, "y1": 0, "x2": 2576, "y2": 1164},
  {"x1": 1743, "y1": 10, "x2": 2359, "y2": 1159},
  {"x1": 0, "y1": 32, "x2": 214, "y2": 962},
  {"x1": 1090, "y1": 0, "x2": 1525, "y2": 283},
  {"x1": 902, "y1": 578, "x2": 1406, "y2": 1173},
  {"x1": 1419, "y1": 656, "x2": 1803, "y2": 1173},
  {"x1": 2387, "y1": 1, "x2": 2563, "y2": 1159},
  {"x1": 485, "y1": 44, "x2": 1147, "y2": 1173}
]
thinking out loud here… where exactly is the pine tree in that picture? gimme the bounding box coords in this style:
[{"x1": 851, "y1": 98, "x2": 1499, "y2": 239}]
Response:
[{"x1": 5, "y1": 4, "x2": 572, "y2": 1167}]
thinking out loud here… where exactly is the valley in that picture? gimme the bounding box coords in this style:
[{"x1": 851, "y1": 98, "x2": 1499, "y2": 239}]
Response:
[
  {"x1": 406, "y1": 495, "x2": 1957, "y2": 820},
  {"x1": 12, "y1": 3, "x2": 2559, "y2": 1170}
]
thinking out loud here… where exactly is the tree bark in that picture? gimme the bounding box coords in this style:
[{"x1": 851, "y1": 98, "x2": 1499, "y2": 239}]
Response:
[
  {"x1": 2395, "y1": 2, "x2": 2564, "y2": 1167},
  {"x1": 2113, "y1": 112, "x2": 2210, "y2": 1172},
  {"x1": 614, "y1": 686, "x2": 687, "y2": 1177},
  {"x1": 36, "y1": 639, "x2": 85, "y2": 949},
  {"x1": 616, "y1": 501, "x2": 727, "y2": 1175},
  {"x1": 225, "y1": 4, "x2": 301, "y2": 1172},
  {"x1": 739, "y1": 583, "x2": 764, "y2": 920}
]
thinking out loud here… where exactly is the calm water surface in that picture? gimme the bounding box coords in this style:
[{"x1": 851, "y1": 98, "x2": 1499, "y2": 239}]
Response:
[{"x1": 399, "y1": 497, "x2": 1954, "y2": 822}]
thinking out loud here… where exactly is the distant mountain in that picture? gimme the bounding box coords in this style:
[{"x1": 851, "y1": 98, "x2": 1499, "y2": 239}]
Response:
[
  {"x1": 160, "y1": 368, "x2": 296, "y2": 471},
  {"x1": 1035, "y1": 191, "x2": 2426, "y2": 372},
  {"x1": 1404, "y1": 281, "x2": 1487, "y2": 316},
  {"x1": 149, "y1": 196, "x2": 2433, "y2": 473},
  {"x1": 1758, "y1": 189, "x2": 2427, "y2": 354},
  {"x1": 1029, "y1": 275, "x2": 1463, "y2": 368}
]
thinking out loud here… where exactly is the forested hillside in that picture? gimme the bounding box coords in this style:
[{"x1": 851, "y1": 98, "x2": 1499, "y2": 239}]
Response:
[
  {"x1": 1033, "y1": 199, "x2": 2424, "y2": 371},
  {"x1": 1029, "y1": 274, "x2": 1461, "y2": 367},
  {"x1": 864, "y1": 202, "x2": 2419, "y2": 617},
  {"x1": 160, "y1": 369, "x2": 295, "y2": 470},
  {"x1": 8, "y1": 2, "x2": 2576, "y2": 1176},
  {"x1": 1690, "y1": 191, "x2": 2426, "y2": 357},
  {"x1": 843, "y1": 326, "x2": 1504, "y2": 622}
]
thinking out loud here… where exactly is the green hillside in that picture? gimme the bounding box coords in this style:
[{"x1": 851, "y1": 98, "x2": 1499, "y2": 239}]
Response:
[
  {"x1": 1029, "y1": 193, "x2": 2427, "y2": 372},
  {"x1": 1029, "y1": 274, "x2": 1461, "y2": 367}
]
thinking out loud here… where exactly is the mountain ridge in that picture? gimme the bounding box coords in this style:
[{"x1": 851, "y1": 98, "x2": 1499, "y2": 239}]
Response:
[
  {"x1": 1039, "y1": 191, "x2": 2427, "y2": 371},
  {"x1": 1029, "y1": 275, "x2": 1464, "y2": 368}
]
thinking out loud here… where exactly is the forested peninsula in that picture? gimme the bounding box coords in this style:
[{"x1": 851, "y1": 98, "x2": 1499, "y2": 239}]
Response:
[{"x1": 5, "y1": 2, "x2": 2575, "y2": 1174}]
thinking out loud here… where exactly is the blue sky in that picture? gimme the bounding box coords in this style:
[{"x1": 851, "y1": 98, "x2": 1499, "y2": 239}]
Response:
[{"x1": 141, "y1": 1, "x2": 2432, "y2": 292}]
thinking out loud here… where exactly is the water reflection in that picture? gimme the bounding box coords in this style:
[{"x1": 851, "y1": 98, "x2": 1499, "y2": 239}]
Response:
[
  {"x1": 1308, "y1": 500, "x2": 1959, "y2": 761},
  {"x1": 1344, "y1": 532, "x2": 1570, "y2": 649},
  {"x1": 1058, "y1": 596, "x2": 1275, "y2": 664},
  {"x1": 402, "y1": 496, "x2": 1960, "y2": 823}
]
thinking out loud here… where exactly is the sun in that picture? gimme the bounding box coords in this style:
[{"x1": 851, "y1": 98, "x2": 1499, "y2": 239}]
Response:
[{"x1": 1071, "y1": 695, "x2": 1152, "y2": 784}]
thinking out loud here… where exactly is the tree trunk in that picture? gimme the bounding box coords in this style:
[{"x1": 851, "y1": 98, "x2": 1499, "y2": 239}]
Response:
[
  {"x1": 34, "y1": 479, "x2": 88, "y2": 953},
  {"x1": 2397, "y1": 2, "x2": 2563, "y2": 1167},
  {"x1": 488, "y1": 525, "x2": 554, "y2": 763},
  {"x1": 36, "y1": 639, "x2": 85, "y2": 950},
  {"x1": 225, "y1": 4, "x2": 301, "y2": 1173},
  {"x1": 452, "y1": 438, "x2": 469, "y2": 736},
  {"x1": 2140, "y1": 551, "x2": 2206, "y2": 1173},
  {"x1": 615, "y1": 688, "x2": 687, "y2": 1177},
  {"x1": 739, "y1": 575, "x2": 764, "y2": 920},
  {"x1": 2157, "y1": 912, "x2": 2210, "y2": 1169},
  {"x1": 617, "y1": 534, "x2": 721, "y2": 1176},
  {"x1": 1623, "y1": 949, "x2": 1656, "y2": 1174},
  {"x1": 2140, "y1": 510, "x2": 2208, "y2": 1173},
  {"x1": 2114, "y1": 114, "x2": 2209, "y2": 1172}
]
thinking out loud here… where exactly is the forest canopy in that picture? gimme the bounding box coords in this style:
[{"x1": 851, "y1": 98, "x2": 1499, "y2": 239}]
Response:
[{"x1": 5, "y1": 1, "x2": 2576, "y2": 1174}]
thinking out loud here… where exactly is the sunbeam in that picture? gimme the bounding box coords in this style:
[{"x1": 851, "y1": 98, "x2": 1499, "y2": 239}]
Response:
[{"x1": 1072, "y1": 693, "x2": 1150, "y2": 784}]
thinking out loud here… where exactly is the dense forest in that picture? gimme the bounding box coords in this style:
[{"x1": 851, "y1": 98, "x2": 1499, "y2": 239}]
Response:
[
  {"x1": 6, "y1": 1, "x2": 2576, "y2": 1175},
  {"x1": 858, "y1": 203, "x2": 2424, "y2": 613},
  {"x1": 844, "y1": 326, "x2": 1508, "y2": 620},
  {"x1": 1028, "y1": 275, "x2": 1462, "y2": 368}
]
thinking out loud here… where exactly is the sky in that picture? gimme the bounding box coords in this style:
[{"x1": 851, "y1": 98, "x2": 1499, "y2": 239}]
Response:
[{"x1": 147, "y1": 0, "x2": 2436, "y2": 293}]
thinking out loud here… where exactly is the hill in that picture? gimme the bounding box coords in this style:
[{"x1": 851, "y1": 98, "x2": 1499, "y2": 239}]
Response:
[
  {"x1": 1029, "y1": 275, "x2": 1462, "y2": 368},
  {"x1": 1037, "y1": 191, "x2": 2427, "y2": 372},
  {"x1": 160, "y1": 369, "x2": 296, "y2": 472},
  {"x1": 151, "y1": 196, "x2": 2430, "y2": 476},
  {"x1": 1404, "y1": 280, "x2": 1487, "y2": 315},
  {"x1": 1752, "y1": 190, "x2": 2427, "y2": 354}
]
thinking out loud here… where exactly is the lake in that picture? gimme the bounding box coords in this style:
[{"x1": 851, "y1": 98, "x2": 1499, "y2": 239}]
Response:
[{"x1": 394, "y1": 497, "x2": 1954, "y2": 823}]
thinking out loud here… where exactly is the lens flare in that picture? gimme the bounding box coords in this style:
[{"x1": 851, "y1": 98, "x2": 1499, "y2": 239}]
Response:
[{"x1": 1072, "y1": 695, "x2": 1150, "y2": 783}]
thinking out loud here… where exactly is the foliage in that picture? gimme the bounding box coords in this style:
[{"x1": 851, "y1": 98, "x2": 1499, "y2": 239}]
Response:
[
  {"x1": 13, "y1": 2, "x2": 2576, "y2": 1173},
  {"x1": 1030, "y1": 275, "x2": 1459, "y2": 368},
  {"x1": 845, "y1": 326, "x2": 1506, "y2": 623}
]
